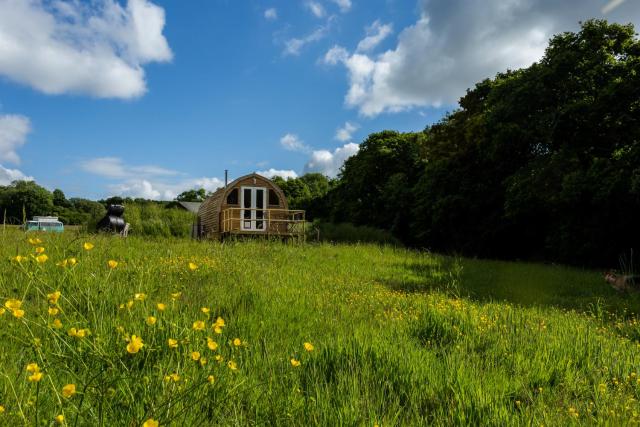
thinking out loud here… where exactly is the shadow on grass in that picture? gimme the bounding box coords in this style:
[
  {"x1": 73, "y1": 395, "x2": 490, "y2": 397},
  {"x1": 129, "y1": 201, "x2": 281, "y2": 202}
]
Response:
[{"x1": 384, "y1": 256, "x2": 640, "y2": 317}]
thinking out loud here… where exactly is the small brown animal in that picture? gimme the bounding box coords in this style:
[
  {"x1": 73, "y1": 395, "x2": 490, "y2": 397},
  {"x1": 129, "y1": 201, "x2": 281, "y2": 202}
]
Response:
[{"x1": 604, "y1": 271, "x2": 639, "y2": 292}]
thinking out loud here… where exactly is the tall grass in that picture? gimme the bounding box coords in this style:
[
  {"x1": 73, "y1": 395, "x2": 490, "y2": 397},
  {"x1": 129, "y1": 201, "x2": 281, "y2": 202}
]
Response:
[
  {"x1": 1, "y1": 229, "x2": 640, "y2": 425},
  {"x1": 122, "y1": 204, "x2": 194, "y2": 238}
]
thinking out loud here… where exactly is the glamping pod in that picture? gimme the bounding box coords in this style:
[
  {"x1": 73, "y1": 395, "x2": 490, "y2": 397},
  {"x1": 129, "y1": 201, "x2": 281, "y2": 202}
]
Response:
[{"x1": 197, "y1": 173, "x2": 305, "y2": 240}]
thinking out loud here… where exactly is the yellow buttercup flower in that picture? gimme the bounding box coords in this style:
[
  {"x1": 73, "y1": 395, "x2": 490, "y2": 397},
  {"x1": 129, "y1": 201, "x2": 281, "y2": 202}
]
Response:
[
  {"x1": 107, "y1": 260, "x2": 118, "y2": 269},
  {"x1": 57, "y1": 259, "x2": 68, "y2": 268},
  {"x1": 28, "y1": 237, "x2": 42, "y2": 245},
  {"x1": 48, "y1": 307, "x2": 59, "y2": 316},
  {"x1": 233, "y1": 338, "x2": 242, "y2": 347},
  {"x1": 304, "y1": 342, "x2": 314, "y2": 352},
  {"x1": 191, "y1": 351, "x2": 201, "y2": 361},
  {"x1": 55, "y1": 414, "x2": 64, "y2": 424},
  {"x1": 48, "y1": 291, "x2": 61, "y2": 305},
  {"x1": 67, "y1": 258, "x2": 77, "y2": 266},
  {"x1": 36, "y1": 254, "x2": 48, "y2": 264},
  {"x1": 168, "y1": 339, "x2": 178, "y2": 349},
  {"x1": 83, "y1": 242, "x2": 94, "y2": 251},
  {"x1": 127, "y1": 335, "x2": 144, "y2": 354},
  {"x1": 35, "y1": 246, "x2": 45, "y2": 254},
  {"x1": 207, "y1": 375, "x2": 215, "y2": 383},
  {"x1": 134, "y1": 293, "x2": 146, "y2": 301},
  {"x1": 28, "y1": 372, "x2": 43, "y2": 382},
  {"x1": 0, "y1": 404, "x2": 5, "y2": 413},
  {"x1": 52, "y1": 319, "x2": 63, "y2": 329},
  {"x1": 290, "y1": 358, "x2": 301, "y2": 367},
  {"x1": 61, "y1": 383, "x2": 76, "y2": 398},
  {"x1": 26, "y1": 363, "x2": 40, "y2": 373},
  {"x1": 157, "y1": 303, "x2": 166, "y2": 311},
  {"x1": 4, "y1": 299, "x2": 21, "y2": 310},
  {"x1": 143, "y1": 418, "x2": 159, "y2": 427},
  {"x1": 170, "y1": 292, "x2": 181, "y2": 300},
  {"x1": 215, "y1": 355, "x2": 223, "y2": 362},
  {"x1": 207, "y1": 338, "x2": 218, "y2": 351},
  {"x1": 165, "y1": 373, "x2": 180, "y2": 382},
  {"x1": 0, "y1": 308, "x2": 5, "y2": 316},
  {"x1": 188, "y1": 262, "x2": 198, "y2": 271},
  {"x1": 146, "y1": 316, "x2": 157, "y2": 326},
  {"x1": 68, "y1": 328, "x2": 89, "y2": 338},
  {"x1": 214, "y1": 326, "x2": 223, "y2": 334},
  {"x1": 192, "y1": 320, "x2": 205, "y2": 331},
  {"x1": 227, "y1": 360, "x2": 238, "y2": 371},
  {"x1": 12, "y1": 255, "x2": 25, "y2": 263},
  {"x1": 12, "y1": 308, "x2": 25, "y2": 318},
  {"x1": 201, "y1": 307, "x2": 210, "y2": 314},
  {"x1": 199, "y1": 357, "x2": 208, "y2": 366},
  {"x1": 214, "y1": 317, "x2": 225, "y2": 327}
]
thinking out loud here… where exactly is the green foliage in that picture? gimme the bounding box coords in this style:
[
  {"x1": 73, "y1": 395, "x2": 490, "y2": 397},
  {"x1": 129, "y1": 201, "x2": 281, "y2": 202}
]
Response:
[
  {"x1": 311, "y1": 220, "x2": 400, "y2": 245},
  {"x1": 1, "y1": 230, "x2": 640, "y2": 425},
  {"x1": 0, "y1": 180, "x2": 53, "y2": 224},
  {"x1": 272, "y1": 173, "x2": 335, "y2": 219},
  {"x1": 123, "y1": 203, "x2": 194, "y2": 237},
  {"x1": 176, "y1": 188, "x2": 207, "y2": 202}
]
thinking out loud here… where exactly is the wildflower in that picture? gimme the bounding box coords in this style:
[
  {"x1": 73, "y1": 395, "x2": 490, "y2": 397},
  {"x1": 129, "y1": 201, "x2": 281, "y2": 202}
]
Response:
[
  {"x1": 214, "y1": 317, "x2": 225, "y2": 328},
  {"x1": 12, "y1": 255, "x2": 25, "y2": 263},
  {"x1": 171, "y1": 292, "x2": 181, "y2": 300},
  {"x1": 0, "y1": 404, "x2": 4, "y2": 413},
  {"x1": 26, "y1": 363, "x2": 40, "y2": 373},
  {"x1": 304, "y1": 342, "x2": 314, "y2": 352},
  {"x1": 0, "y1": 308, "x2": 5, "y2": 316},
  {"x1": 201, "y1": 307, "x2": 210, "y2": 314},
  {"x1": 68, "y1": 328, "x2": 89, "y2": 338},
  {"x1": 568, "y1": 407, "x2": 579, "y2": 418},
  {"x1": 143, "y1": 419, "x2": 159, "y2": 427},
  {"x1": 5, "y1": 299, "x2": 21, "y2": 310},
  {"x1": 207, "y1": 338, "x2": 218, "y2": 351},
  {"x1": 126, "y1": 300, "x2": 134, "y2": 310},
  {"x1": 157, "y1": 303, "x2": 166, "y2": 311},
  {"x1": 227, "y1": 360, "x2": 237, "y2": 371},
  {"x1": 35, "y1": 247, "x2": 45, "y2": 254},
  {"x1": 192, "y1": 320, "x2": 205, "y2": 331},
  {"x1": 36, "y1": 254, "x2": 48, "y2": 264},
  {"x1": 61, "y1": 384, "x2": 76, "y2": 398},
  {"x1": 207, "y1": 375, "x2": 215, "y2": 383},
  {"x1": 146, "y1": 316, "x2": 157, "y2": 326},
  {"x1": 28, "y1": 372, "x2": 43, "y2": 382},
  {"x1": 107, "y1": 260, "x2": 118, "y2": 269},
  {"x1": 83, "y1": 242, "x2": 94, "y2": 251},
  {"x1": 290, "y1": 358, "x2": 301, "y2": 367},
  {"x1": 134, "y1": 293, "x2": 146, "y2": 301},
  {"x1": 214, "y1": 326, "x2": 223, "y2": 334},
  {"x1": 48, "y1": 307, "x2": 59, "y2": 316},
  {"x1": 127, "y1": 335, "x2": 144, "y2": 354},
  {"x1": 52, "y1": 319, "x2": 63, "y2": 329},
  {"x1": 55, "y1": 414, "x2": 64, "y2": 424},
  {"x1": 191, "y1": 351, "x2": 201, "y2": 361},
  {"x1": 215, "y1": 355, "x2": 223, "y2": 362},
  {"x1": 48, "y1": 291, "x2": 61, "y2": 305},
  {"x1": 165, "y1": 373, "x2": 180, "y2": 382},
  {"x1": 12, "y1": 309, "x2": 25, "y2": 318},
  {"x1": 168, "y1": 339, "x2": 178, "y2": 349},
  {"x1": 233, "y1": 338, "x2": 242, "y2": 347},
  {"x1": 200, "y1": 357, "x2": 208, "y2": 366},
  {"x1": 57, "y1": 259, "x2": 68, "y2": 268},
  {"x1": 188, "y1": 262, "x2": 198, "y2": 271},
  {"x1": 28, "y1": 238, "x2": 42, "y2": 245},
  {"x1": 67, "y1": 258, "x2": 77, "y2": 267}
]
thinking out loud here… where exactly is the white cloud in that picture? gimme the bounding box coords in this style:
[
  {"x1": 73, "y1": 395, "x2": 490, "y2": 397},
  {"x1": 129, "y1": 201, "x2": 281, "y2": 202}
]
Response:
[
  {"x1": 335, "y1": 121, "x2": 359, "y2": 142},
  {"x1": 324, "y1": 0, "x2": 640, "y2": 116},
  {"x1": 284, "y1": 24, "x2": 331, "y2": 56},
  {"x1": 356, "y1": 20, "x2": 393, "y2": 52},
  {"x1": 0, "y1": 0, "x2": 172, "y2": 99},
  {"x1": 257, "y1": 168, "x2": 299, "y2": 180},
  {"x1": 0, "y1": 164, "x2": 33, "y2": 185},
  {"x1": 304, "y1": 142, "x2": 359, "y2": 177},
  {"x1": 108, "y1": 176, "x2": 224, "y2": 200},
  {"x1": 331, "y1": 0, "x2": 352, "y2": 13},
  {"x1": 306, "y1": 1, "x2": 326, "y2": 18},
  {"x1": 280, "y1": 133, "x2": 310, "y2": 152},
  {"x1": 0, "y1": 114, "x2": 30, "y2": 164},
  {"x1": 264, "y1": 8, "x2": 278, "y2": 20},
  {"x1": 80, "y1": 157, "x2": 179, "y2": 179}
]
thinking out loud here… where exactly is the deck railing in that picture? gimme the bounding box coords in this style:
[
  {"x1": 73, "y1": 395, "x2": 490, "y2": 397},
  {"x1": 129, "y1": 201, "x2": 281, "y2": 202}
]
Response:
[{"x1": 221, "y1": 208, "x2": 306, "y2": 239}]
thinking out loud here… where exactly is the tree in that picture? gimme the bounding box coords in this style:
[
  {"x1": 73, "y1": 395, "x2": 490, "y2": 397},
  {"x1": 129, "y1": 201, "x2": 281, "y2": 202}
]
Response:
[
  {"x1": 176, "y1": 189, "x2": 206, "y2": 202},
  {"x1": 0, "y1": 180, "x2": 53, "y2": 223}
]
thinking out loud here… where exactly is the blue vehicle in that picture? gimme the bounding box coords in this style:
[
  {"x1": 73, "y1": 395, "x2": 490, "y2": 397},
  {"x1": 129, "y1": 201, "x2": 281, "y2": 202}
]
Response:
[{"x1": 25, "y1": 216, "x2": 64, "y2": 232}]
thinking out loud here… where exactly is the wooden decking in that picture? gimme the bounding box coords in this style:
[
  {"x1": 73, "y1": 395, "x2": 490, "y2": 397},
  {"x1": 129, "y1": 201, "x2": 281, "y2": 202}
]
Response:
[{"x1": 221, "y1": 208, "x2": 306, "y2": 240}]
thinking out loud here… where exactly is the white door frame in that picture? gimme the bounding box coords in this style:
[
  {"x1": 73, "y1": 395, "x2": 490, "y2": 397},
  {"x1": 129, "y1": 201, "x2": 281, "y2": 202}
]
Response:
[{"x1": 240, "y1": 186, "x2": 267, "y2": 231}]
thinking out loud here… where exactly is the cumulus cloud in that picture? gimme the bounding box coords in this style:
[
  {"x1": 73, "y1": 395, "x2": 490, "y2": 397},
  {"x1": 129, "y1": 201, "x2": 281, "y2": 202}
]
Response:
[
  {"x1": 324, "y1": 0, "x2": 640, "y2": 116},
  {"x1": 335, "y1": 121, "x2": 359, "y2": 142},
  {"x1": 0, "y1": 164, "x2": 33, "y2": 185},
  {"x1": 331, "y1": 0, "x2": 352, "y2": 13},
  {"x1": 80, "y1": 157, "x2": 179, "y2": 179},
  {"x1": 257, "y1": 168, "x2": 299, "y2": 180},
  {"x1": 304, "y1": 142, "x2": 359, "y2": 177},
  {"x1": 356, "y1": 20, "x2": 393, "y2": 52},
  {"x1": 0, "y1": 114, "x2": 31, "y2": 164},
  {"x1": 264, "y1": 8, "x2": 278, "y2": 20},
  {"x1": 306, "y1": 1, "x2": 326, "y2": 18},
  {"x1": 0, "y1": 0, "x2": 172, "y2": 99},
  {"x1": 108, "y1": 176, "x2": 224, "y2": 200},
  {"x1": 280, "y1": 133, "x2": 310, "y2": 152}
]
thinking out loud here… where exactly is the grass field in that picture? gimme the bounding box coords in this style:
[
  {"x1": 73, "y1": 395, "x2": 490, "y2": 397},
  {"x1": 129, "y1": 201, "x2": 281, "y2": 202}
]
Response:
[{"x1": 1, "y1": 229, "x2": 640, "y2": 426}]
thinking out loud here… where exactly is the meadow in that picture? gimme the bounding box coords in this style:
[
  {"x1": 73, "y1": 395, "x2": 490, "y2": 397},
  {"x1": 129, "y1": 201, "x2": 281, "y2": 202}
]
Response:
[{"x1": 1, "y1": 229, "x2": 640, "y2": 426}]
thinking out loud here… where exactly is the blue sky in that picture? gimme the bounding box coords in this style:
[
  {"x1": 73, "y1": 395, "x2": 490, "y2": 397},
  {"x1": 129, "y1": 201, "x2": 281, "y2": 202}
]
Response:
[{"x1": 0, "y1": 0, "x2": 638, "y2": 200}]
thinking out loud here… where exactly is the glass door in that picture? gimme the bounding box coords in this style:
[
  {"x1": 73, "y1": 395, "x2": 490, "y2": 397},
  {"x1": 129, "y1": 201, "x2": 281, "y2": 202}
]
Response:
[{"x1": 241, "y1": 187, "x2": 267, "y2": 231}]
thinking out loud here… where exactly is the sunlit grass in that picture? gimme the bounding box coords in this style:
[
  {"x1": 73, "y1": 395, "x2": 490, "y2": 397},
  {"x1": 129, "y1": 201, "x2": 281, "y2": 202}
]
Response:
[{"x1": 1, "y1": 229, "x2": 639, "y2": 425}]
